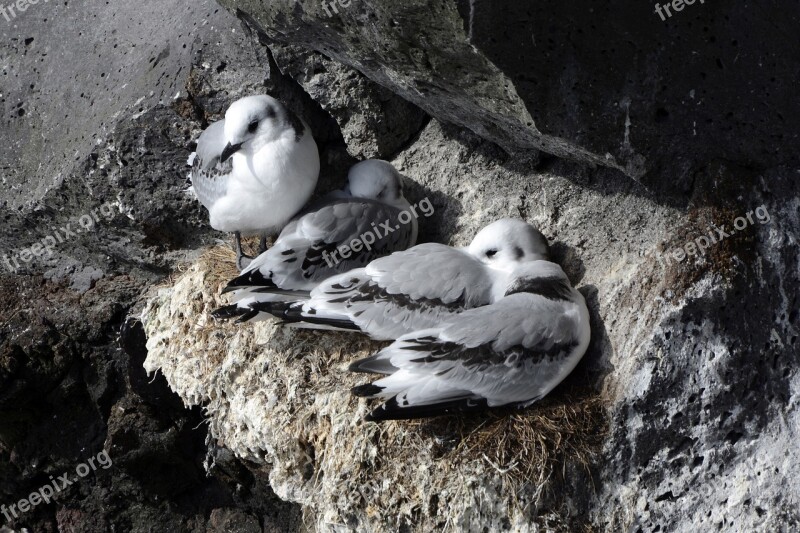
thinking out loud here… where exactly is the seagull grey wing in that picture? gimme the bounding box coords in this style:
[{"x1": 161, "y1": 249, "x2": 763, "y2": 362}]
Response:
[
  {"x1": 223, "y1": 199, "x2": 415, "y2": 297},
  {"x1": 189, "y1": 120, "x2": 232, "y2": 211},
  {"x1": 365, "y1": 244, "x2": 493, "y2": 307},
  {"x1": 293, "y1": 198, "x2": 416, "y2": 281},
  {"x1": 305, "y1": 244, "x2": 494, "y2": 340},
  {"x1": 355, "y1": 294, "x2": 587, "y2": 420}
]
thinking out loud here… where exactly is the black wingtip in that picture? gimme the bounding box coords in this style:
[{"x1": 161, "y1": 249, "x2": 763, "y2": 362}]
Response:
[
  {"x1": 364, "y1": 397, "x2": 491, "y2": 422},
  {"x1": 221, "y1": 275, "x2": 250, "y2": 294},
  {"x1": 226, "y1": 300, "x2": 363, "y2": 333},
  {"x1": 211, "y1": 304, "x2": 248, "y2": 320},
  {"x1": 221, "y1": 270, "x2": 278, "y2": 294},
  {"x1": 270, "y1": 305, "x2": 361, "y2": 332},
  {"x1": 234, "y1": 310, "x2": 261, "y2": 324},
  {"x1": 351, "y1": 383, "x2": 384, "y2": 398},
  {"x1": 249, "y1": 300, "x2": 292, "y2": 319}
]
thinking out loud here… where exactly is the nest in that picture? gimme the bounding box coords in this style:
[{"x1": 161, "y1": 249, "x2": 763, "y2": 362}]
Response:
[{"x1": 143, "y1": 246, "x2": 609, "y2": 531}]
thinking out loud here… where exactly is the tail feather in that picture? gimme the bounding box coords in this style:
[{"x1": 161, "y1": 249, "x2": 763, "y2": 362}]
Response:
[
  {"x1": 348, "y1": 354, "x2": 398, "y2": 375},
  {"x1": 250, "y1": 287, "x2": 311, "y2": 298},
  {"x1": 260, "y1": 302, "x2": 362, "y2": 332},
  {"x1": 221, "y1": 269, "x2": 277, "y2": 294},
  {"x1": 351, "y1": 383, "x2": 385, "y2": 397}
]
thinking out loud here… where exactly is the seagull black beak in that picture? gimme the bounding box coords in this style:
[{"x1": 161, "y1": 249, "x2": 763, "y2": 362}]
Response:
[{"x1": 220, "y1": 142, "x2": 243, "y2": 163}]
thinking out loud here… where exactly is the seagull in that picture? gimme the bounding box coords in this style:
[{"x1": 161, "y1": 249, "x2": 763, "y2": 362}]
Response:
[
  {"x1": 258, "y1": 219, "x2": 551, "y2": 340},
  {"x1": 212, "y1": 159, "x2": 419, "y2": 323},
  {"x1": 189, "y1": 95, "x2": 320, "y2": 270},
  {"x1": 349, "y1": 259, "x2": 591, "y2": 421}
]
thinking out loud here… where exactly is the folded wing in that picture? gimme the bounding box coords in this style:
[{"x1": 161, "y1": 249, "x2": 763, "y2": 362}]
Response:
[
  {"x1": 351, "y1": 292, "x2": 587, "y2": 421},
  {"x1": 279, "y1": 244, "x2": 496, "y2": 340},
  {"x1": 219, "y1": 198, "x2": 416, "y2": 315},
  {"x1": 189, "y1": 121, "x2": 232, "y2": 211}
]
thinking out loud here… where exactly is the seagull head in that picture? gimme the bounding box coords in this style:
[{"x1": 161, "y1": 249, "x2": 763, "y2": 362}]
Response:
[
  {"x1": 220, "y1": 95, "x2": 294, "y2": 162},
  {"x1": 345, "y1": 159, "x2": 407, "y2": 207},
  {"x1": 468, "y1": 218, "x2": 550, "y2": 272}
]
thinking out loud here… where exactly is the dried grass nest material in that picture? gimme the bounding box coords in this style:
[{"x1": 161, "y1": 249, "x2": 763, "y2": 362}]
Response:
[{"x1": 143, "y1": 245, "x2": 609, "y2": 529}]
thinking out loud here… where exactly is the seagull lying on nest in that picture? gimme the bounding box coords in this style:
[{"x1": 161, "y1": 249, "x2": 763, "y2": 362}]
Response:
[
  {"x1": 212, "y1": 159, "x2": 419, "y2": 323},
  {"x1": 257, "y1": 219, "x2": 551, "y2": 340},
  {"x1": 189, "y1": 95, "x2": 320, "y2": 270},
  {"x1": 350, "y1": 259, "x2": 591, "y2": 421}
]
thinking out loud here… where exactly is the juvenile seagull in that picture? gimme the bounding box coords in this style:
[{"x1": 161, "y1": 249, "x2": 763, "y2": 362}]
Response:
[
  {"x1": 213, "y1": 160, "x2": 418, "y2": 323},
  {"x1": 349, "y1": 259, "x2": 591, "y2": 421},
  {"x1": 260, "y1": 219, "x2": 550, "y2": 340},
  {"x1": 189, "y1": 95, "x2": 320, "y2": 270}
]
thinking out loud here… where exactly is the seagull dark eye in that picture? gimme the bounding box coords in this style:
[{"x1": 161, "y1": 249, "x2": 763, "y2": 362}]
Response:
[
  {"x1": 486, "y1": 249, "x2": 498, "y2": 258},
  {"x1": 248, "y1": 121, "x2": 259, "y2": 133}
]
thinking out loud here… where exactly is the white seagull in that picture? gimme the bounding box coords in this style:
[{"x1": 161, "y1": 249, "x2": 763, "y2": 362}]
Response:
[
  {"x1": 189, "y1": 94, "x2": 320, "y2": 269},
  {"x1": 349, "y1": 259, "x2": 591, "y2": 421},
  {"x1": 259, "y1": 219, "x2": 551, "y2": 340},
  {"x1": 212, "y1": 160, "x2": 419, "y2": 322}
]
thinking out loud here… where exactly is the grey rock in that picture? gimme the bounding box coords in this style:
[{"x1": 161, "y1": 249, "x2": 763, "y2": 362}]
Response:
[
  {"x1": 217, "y1": 0, "x2": 800, "y2": 198},
  {"x1": 265, "y1": 40, "x2": 429, "y2": 160},
  {"x1": 1, "y1": 0, "x2": 798, "y2": 531},
  {"x1": 0, "y1": 1, "x2": 308, "y2": 531},
  {"x1": 206, "y1": 508, "x2": 261, "y2": 533},
  {"x1": 68, "y1": 265, "x2": 104, "y2": 293}
]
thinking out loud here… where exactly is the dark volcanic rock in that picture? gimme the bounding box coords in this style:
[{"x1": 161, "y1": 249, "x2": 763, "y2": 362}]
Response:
[
  {"x1": 0, "y1": 1, "x2": 310, "y2": 530},
  {"x1": 0, "y1": 275, "x2": 301, "y2": 531},
  {"x1": 218, "y1": 0, "x2": 800, "y2": 198}
]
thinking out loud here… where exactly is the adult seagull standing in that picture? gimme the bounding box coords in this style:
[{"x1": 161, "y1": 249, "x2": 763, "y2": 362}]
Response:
[{"x1": 189, "y1": 95, "x2": 320, "y2": 270}]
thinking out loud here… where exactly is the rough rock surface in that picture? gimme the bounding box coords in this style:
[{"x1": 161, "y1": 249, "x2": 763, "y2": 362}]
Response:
[
  {"x1": 0, "y1": 1, "x2": 313, "y2": 530},
  {"x1": 143, "y1": 119, "x2": 799, "y2": 531},
  {"x1": 0, "y1": 0, "x2": 434, "y2": 529},
  {"x1": 1, "y1": 0, "x2": 429, "y2": 530},
  {"x1": 217, "y1": 0, "x2": 800, "y2": 196},
  {"x1": 2, "y1": 0, "x2": 799, "y2": 531}
]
